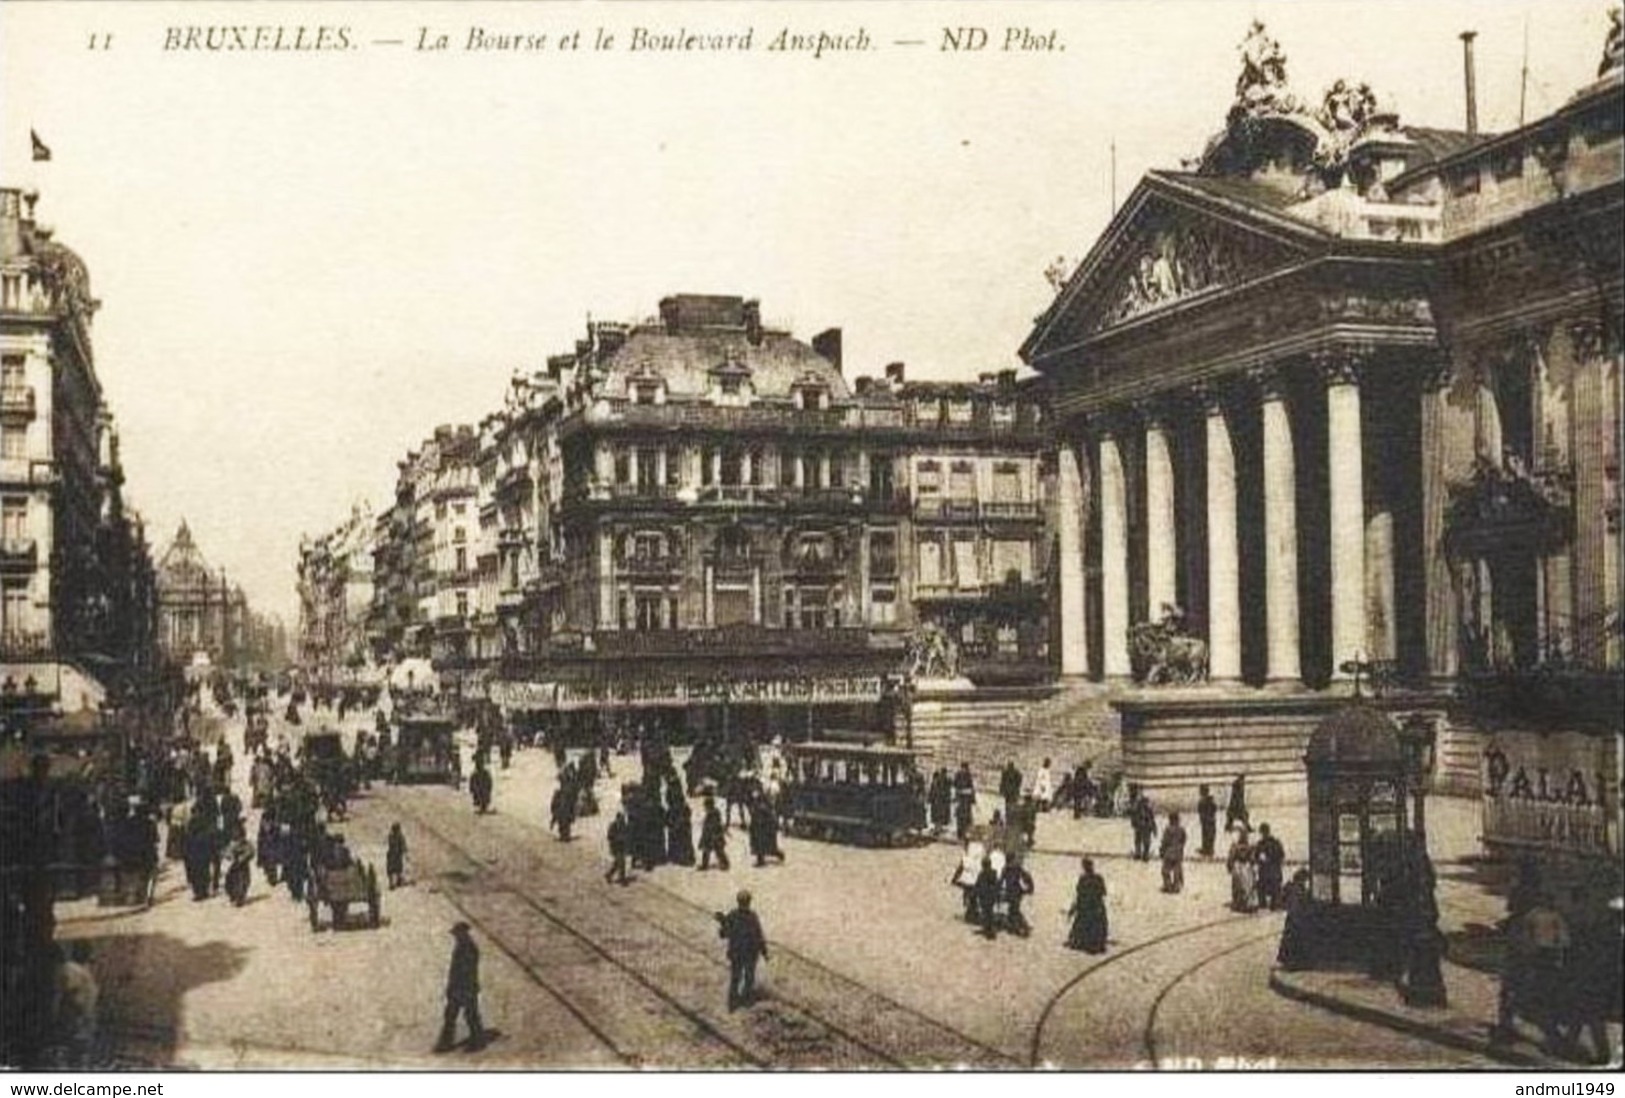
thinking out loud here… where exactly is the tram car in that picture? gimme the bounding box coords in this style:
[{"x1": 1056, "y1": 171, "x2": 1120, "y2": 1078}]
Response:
[
  {"x1": 391, "y1": 715, "x2": 461, "y2": 786},
  {"x1": 780, "y1": 741, "x2": 926, "y2": 846}
]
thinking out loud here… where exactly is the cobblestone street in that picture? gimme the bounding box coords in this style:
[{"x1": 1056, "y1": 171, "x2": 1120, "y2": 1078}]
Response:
[{"x1": 50, "y1": 706, "x2": 1523, "y2": 1069}]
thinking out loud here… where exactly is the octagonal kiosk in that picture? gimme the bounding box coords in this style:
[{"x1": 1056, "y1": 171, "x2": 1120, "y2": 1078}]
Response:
[{"x1": 1296, "y1": 704, "x2": 1412, "y2": 973}]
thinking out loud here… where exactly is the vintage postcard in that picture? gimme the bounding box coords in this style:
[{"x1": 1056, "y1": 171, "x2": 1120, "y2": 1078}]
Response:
[{"x1": 1, "y1": 0, "x2": 1620, "y2": 1077}]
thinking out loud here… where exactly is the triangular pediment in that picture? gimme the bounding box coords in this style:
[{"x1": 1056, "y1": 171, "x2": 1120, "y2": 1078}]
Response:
[{"x1": 1023, "y1": 175, "x2": 1327, "y2": 362}]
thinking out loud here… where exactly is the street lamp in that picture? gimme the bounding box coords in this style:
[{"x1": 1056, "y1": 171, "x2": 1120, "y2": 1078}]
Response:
[
  {"x1": 1397, "y1": 712, "x2": 1446, "y2": 1008},
  {"x1": 1397, "y1": 713, "x2": 1438, "y2": 843}
]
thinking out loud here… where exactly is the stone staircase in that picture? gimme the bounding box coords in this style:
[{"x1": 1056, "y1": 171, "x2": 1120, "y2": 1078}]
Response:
[{"x1": 909, "y1": 680, "x2": 1123, "y2": 792}]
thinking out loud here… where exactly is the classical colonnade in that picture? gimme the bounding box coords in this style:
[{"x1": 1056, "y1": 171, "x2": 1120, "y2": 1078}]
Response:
[{"x1": 1054, "y1": 345, "x2": 1416, "y2": 687}]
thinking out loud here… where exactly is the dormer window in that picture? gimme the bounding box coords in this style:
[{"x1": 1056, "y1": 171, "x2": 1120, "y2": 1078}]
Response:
[
  {"x1": 947, "y1": 399, "x2": 974, "y2": 424},
  {"x1": 795, "y1": 386, "x2": 828, "y2": 411},
  {"x1": 710, "y1": 355, "x2": 754, "y2": 404}
]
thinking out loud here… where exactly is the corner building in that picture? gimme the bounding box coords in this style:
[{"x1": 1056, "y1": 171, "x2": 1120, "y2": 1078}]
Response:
[{"x1": 494, "y1": 294, "x2": 1048, "y2": 740}]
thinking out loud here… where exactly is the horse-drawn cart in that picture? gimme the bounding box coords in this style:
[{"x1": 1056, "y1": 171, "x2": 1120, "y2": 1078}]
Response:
[{"x1": 305, "y1": 859, "x2": 382, "y2": 932}]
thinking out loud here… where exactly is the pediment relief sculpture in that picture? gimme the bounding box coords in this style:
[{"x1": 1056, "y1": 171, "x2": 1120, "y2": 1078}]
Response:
[{"x1": 1089, "y1": 217, "x2": 1294, "y2": 334}]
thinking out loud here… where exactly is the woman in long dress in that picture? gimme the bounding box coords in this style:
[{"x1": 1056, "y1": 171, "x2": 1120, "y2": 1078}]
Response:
[
  {"x1": 1066, "y1": 857, "x2": 1108, "y2": 953},
  {"x1": 1227, "y1": 828, "x2": 1257, "y2": 912}
]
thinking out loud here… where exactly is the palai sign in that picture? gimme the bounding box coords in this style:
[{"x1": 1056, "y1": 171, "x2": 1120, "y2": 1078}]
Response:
[{"x1": 1481, "y1": 731, "x2": 1620, "y2": 858}]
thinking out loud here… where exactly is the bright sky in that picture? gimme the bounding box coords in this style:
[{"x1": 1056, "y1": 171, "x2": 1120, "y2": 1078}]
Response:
[{"x1": 0, "y1": 0, "x2": 1609, "y2": 626}]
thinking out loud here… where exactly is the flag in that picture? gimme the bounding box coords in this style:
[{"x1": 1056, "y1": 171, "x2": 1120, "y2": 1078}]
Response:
[{"x1": 30, "y1": 130, "x2": 51, "y2": 162}]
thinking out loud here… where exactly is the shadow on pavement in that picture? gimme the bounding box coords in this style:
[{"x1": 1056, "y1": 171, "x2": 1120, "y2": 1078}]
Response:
[{"x1": 70, "y1": 932, "x2": 252, "y2": 1067}]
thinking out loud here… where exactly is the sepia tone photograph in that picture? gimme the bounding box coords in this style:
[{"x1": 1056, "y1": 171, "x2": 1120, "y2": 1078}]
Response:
[{"x1": 0, "y1": 0, "x2": 1620, "y2": 1074}]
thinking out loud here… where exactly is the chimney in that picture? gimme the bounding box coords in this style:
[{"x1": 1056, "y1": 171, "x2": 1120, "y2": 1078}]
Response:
[
  {"x1": 884, "y1": 361, "x2": 906, "y2": 385},
  {"x1": 1460, "y1": 31, "x2": 1479, "y2": 137},
  {"x1": 743, "y1": 299, "x2": 763, "y2": 346},
  {"x1": 812, "y1": 327, "x2": 843, "y2": 372}
]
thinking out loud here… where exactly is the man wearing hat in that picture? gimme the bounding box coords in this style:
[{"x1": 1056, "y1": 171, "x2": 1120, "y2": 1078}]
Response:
[
  {"x1": 436, "y1": 922, "x2": 488, "y2": 1052},
  {"x1": 715, "y1": 890, "x2": 769, "y2": 1010}
]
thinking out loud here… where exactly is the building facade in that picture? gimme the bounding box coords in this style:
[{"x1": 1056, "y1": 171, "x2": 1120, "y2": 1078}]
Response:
[
  {"x1": 1025, "y1": 24, "x2": 1621, "y2": 827},
  {"x1": 155, "y1": 521, "x2": 282, "y2": 674},
  {"x1": 0, "y1": 187, "x2": 160, "y2": 711},
  {"x1": 342, "y1": 293, "x2": 1052, "y2": 734},
  {"x1": 478, "y1": 294, "x2": 1050, "y2": 737},
  {"x1": 296, "y1": 501, "x2": 375, "y2": 682},
  {"x1": 364, "y1": 426, "x2": 478, "y2": 673}
]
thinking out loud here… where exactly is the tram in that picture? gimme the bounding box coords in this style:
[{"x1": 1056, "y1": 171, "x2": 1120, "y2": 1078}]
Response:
[{"x1": 780, "y1": 741, "x2": 926, "y2": 846}]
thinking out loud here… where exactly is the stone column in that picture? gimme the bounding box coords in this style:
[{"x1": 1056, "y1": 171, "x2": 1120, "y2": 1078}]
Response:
[
  {"x1": 1099, "y1": 428, "x2": 1131, "y2": 679},
  {"x1": 1419, "y1": 357, "x2": 1469, "y2": 679},
  {"x1": 1056, "y1": 440, "x2": 1090, "y2": 676},
  {"x1": 1569, "y1": 319, "x2": 1612, "y2": 668},
  {"x1": 1143, "y1": 405, "x2": 1178, "y2": 619},
  {"x1": 1258, "y1": 370, "x2": 1300, "y2": 685},
  {"x1": 1319, "y1": 348, "x2": 1368, "y2": 677},
  {"x1": 1202, "y1": 387, "x2": 1242, "y2": 682}
]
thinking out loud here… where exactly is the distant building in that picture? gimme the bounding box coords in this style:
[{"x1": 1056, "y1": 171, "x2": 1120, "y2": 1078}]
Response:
[
  {"x1": 296, "y1": 501, "x2": 375, "y2": 681},
  {"x1": 365, "y1": 426, "x2": 477, "y2": 674},
  {"x1": 155, "y1": 521, "x2": 282, "y2": 674},
  {"x1": 0, "y1": 186, "x2": 159, "y2": 711}
]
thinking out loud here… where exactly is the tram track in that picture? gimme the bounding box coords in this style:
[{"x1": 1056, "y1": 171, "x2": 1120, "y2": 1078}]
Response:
[
  {"x1": 1026, "y1": 912, "x2": 1262, "y2": 1067},
  {"x1": 1139, "y1": 928, "x2": 1283, "y2": 1067},
  {"x1": 387, "y1": 791, "x2": 991, "y2": 1068},
  {"x1": 388, "y1": 796, "x2": 771, "y2": 1068}
]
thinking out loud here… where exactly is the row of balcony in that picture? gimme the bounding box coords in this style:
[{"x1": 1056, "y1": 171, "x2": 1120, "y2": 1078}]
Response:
[
  {"x1": 566, "y1": 482, "x2": 1041, "y2": 522},
  {"x1": 572, "y1": 400, "x2": 1046, "y2": 440}
]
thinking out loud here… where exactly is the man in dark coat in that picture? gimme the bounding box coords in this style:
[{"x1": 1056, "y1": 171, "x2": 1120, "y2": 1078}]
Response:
[
  {"x1": 550, "y1": 781, "x2": 576, "y2": 842},
  {"x1": 1129, "y1": 790, "x2": 1157, "y2": 862},
  {"x1": 952, "y1": 763, "x2": 976, "y2": 842},
  {"x1": 605, "y1": 808, "x2": 630, "y2": 884},
  {"x1": 386, "y1": 823, "x2": 408, "y2": 889},
  {"x1": 698, "y1": 796, "x2": 729, "y2": 871},
  {"x1": 1196, "y1": 784, "x2": 1218, "y2": 858},
  {"x1": 1225, "y1": 774, "x2": 1249, "y2": 832},
  {"x1": 469, "y1": 759, "x2": 493, "y2": 815},
  {"x1": 973, "y1": 856, "x2": 1001, "y2": 939},
  {"x1": 716, "y1": 890, "x2": 768, "y2": 1010},
  {"x1": 666, "y1": 780, "x2": 696, "y2": 866},
  {"x1": 1000, "y1": 857, "x2": 1035, "y2": 937},
  {"x1": 1254, "y1": 823, "x2": 1285, "y2": 910},
  {"x1": 748, "y1": 792, "x2": 785, "y2": 867},
  {"x1": 998, "y1": 760, "x2": 1023, "y2": 819},
  {"x1": 435, "y1": 922, "x2": 487, "y2": 1052},
  {"x1": 1159, "y1": 812, "x2": 1187, "y2": 893}
]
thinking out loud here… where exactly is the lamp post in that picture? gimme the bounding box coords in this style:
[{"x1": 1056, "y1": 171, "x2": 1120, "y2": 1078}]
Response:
[{"x1": 1397, "y1": 712, "x2": 1446, "y2": 1007}]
